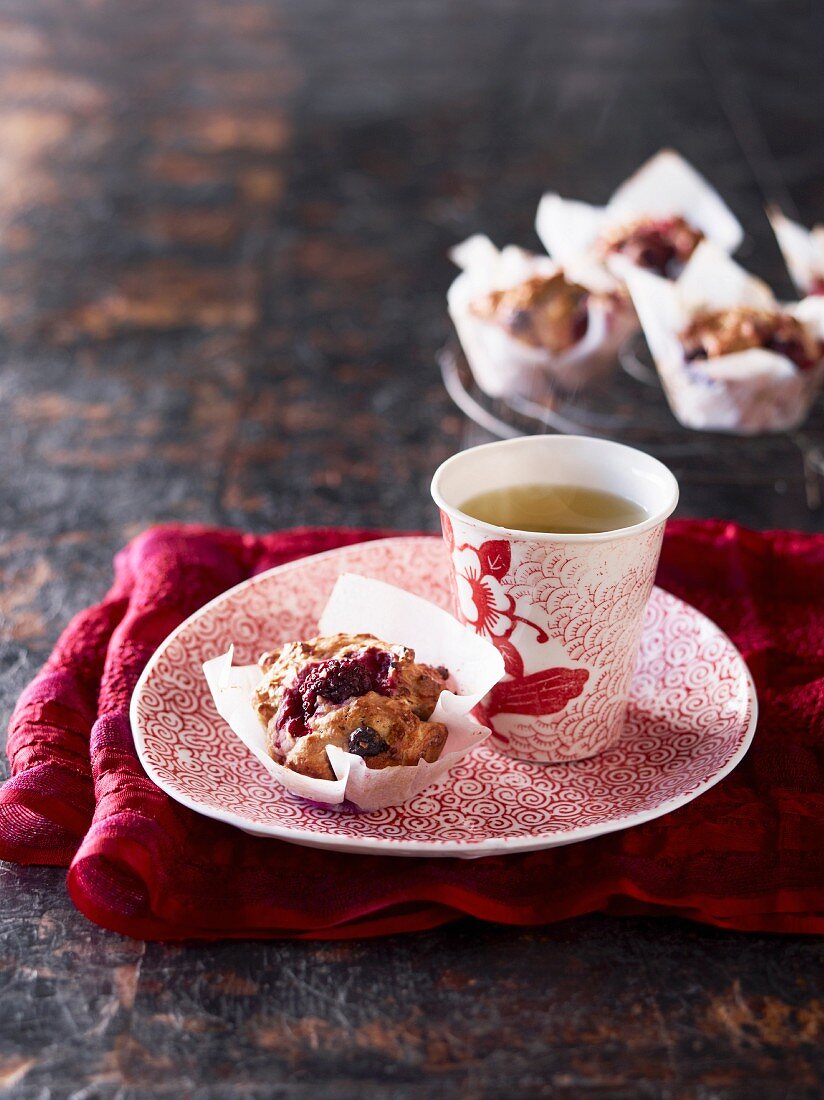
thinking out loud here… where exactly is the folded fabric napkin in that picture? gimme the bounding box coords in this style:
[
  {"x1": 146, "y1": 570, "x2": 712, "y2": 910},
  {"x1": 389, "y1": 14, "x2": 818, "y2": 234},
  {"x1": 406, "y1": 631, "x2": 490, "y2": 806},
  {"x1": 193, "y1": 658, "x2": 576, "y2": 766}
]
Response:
[{"x1": 1, "y1": 522, "x2": 822, "y2": 939}]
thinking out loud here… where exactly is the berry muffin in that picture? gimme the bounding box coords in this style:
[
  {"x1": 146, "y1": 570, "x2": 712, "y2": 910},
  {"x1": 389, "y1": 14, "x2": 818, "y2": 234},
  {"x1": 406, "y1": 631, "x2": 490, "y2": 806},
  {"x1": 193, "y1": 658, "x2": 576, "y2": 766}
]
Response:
[
  {"x1": 252, "y1": 633, "x2": 450, "y2": 781},
  {"x1": 536, "y1": 150, "x2": 743, "y2": 291},
  {"x1": 625, "y1": 240, "x2": 824, "y2": 433},
  {"x1": 447, "y1": 235, "x2": 636, "y2": 396}
]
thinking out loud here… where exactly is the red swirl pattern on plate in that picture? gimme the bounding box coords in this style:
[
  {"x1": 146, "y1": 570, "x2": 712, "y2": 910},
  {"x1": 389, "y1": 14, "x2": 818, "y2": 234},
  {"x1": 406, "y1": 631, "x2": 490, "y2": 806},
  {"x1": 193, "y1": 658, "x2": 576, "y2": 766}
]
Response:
[{"x1": 131, "y1": 536, "x2": 756, "y2": 856}]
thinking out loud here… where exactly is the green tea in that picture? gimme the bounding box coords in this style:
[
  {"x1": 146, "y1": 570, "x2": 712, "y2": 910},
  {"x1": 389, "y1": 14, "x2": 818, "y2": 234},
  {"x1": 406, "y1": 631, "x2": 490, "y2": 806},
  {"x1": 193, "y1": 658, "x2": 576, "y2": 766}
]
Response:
[{"x1": 460, "y1": 483, "x2": 648, "y2": 535}]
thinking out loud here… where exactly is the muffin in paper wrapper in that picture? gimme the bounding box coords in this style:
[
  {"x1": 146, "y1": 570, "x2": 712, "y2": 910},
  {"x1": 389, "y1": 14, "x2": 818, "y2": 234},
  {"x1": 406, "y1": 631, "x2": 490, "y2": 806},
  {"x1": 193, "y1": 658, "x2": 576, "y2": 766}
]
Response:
[
  {"x1": 767, "y1": 207, "x2": 824, "y2": 296},
  {"x1": 447, "y1": 234, "x2": 636, "y2": 396},
  {"x1": 625, "y1": 240, "x2": 824, "y2": 434},
  {"x1": 203, "y1": 573, "x2": 505, "y2": 813},
  {"x1": 536, "y1": 149, "x2": 743, "y2": 284}
]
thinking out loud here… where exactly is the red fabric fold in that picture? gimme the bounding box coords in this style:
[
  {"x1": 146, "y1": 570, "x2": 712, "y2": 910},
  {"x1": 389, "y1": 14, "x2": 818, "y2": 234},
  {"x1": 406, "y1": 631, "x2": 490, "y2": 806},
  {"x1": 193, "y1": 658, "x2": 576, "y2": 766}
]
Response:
[{"x1": 1, "y1": 521, "x2": 822, "y2": 939}]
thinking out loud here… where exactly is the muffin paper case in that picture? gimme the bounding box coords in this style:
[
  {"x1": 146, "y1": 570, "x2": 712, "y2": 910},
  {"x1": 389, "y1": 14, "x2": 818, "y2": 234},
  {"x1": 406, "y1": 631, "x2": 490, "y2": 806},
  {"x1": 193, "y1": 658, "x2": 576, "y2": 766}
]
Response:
[
  {"x1": 625, "y1": 240, "x2": 824, "y2": 434},
  {"x1": 767, "y1": 207, "x2": 824, "y2": 295},
  {"x1": 447, "y1": 234, "x2": 636, "y2": 396},
  {"x1": 203, "y1": 573, "x2": 505, "y2": 813},
  {"x1": 535, "y1": 149, "x2": 744, "y2": 279}
]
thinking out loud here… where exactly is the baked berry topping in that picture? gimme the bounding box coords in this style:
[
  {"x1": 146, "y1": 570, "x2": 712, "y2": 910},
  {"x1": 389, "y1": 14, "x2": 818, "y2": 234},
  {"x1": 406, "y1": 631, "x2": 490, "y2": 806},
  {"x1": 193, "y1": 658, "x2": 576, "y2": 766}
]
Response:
[
  {"x1": 275, "y1": 647, "x2": 395, "y2": 741},
  {"x1": 601, "y1": 215, "x2": 703, "y2": 278},
  {"x1": 680, "y1": 307, "x2": 822, "y2": 372},
  {"x1": 436, "y1": 666, "x2": 449, "y2": 680},
  {"x1": 347, "y1": 724, "x2": 390, "y2": 758},
  {"x1": 767, "y1": 335, "x2": 814, "y2": 368}
]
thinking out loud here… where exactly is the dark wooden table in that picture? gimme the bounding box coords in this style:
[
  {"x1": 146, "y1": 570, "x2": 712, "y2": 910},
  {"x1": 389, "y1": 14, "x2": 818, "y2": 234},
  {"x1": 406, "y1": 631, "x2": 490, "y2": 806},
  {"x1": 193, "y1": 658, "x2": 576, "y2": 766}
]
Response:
[{"x1": 0, "y1": 1, "x2": 822, "y2": 1095}]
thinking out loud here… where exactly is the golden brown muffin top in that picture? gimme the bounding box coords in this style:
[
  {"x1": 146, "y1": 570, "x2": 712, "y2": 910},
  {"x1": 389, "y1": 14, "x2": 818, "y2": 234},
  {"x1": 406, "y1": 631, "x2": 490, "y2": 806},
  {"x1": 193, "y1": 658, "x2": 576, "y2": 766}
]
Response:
[
  {"x1": 252, "y1": 632, "x2": 450, "y2": 775},
  {"x1": 470, "y1": 272, "x2": 589, "y2": 352},
  {"x1": 680, "y1": 307, "x2": 820, "y2": 371}
]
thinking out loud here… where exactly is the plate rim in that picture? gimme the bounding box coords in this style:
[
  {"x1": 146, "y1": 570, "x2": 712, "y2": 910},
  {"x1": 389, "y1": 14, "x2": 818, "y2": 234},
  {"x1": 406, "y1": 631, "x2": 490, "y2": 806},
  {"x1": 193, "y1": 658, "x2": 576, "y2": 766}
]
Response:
[{"x1": 130, "y1": 535, "x2": 758, "y2": 858}]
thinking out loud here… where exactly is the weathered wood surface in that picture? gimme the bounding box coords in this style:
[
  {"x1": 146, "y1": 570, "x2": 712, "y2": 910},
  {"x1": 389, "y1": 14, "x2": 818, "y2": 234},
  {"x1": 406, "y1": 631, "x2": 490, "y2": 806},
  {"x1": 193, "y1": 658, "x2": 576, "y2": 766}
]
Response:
[{"x1": 0, "y1": 0, "x2": 822, "y2": 1096}]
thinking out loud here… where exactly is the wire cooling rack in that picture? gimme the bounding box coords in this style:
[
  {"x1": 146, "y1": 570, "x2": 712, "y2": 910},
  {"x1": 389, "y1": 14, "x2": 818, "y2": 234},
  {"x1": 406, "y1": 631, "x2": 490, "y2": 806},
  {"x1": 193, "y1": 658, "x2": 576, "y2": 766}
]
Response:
[{"x1": 438, "y1": 340, "x2": 824, "y2": 512}]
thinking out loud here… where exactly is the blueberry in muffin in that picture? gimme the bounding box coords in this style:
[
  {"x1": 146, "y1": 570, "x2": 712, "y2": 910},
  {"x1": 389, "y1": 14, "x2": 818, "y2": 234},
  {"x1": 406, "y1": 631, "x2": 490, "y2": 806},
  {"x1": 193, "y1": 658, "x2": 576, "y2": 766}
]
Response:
[{"x1": 252, "y1": 633, "x2": 449, "y2": 781}]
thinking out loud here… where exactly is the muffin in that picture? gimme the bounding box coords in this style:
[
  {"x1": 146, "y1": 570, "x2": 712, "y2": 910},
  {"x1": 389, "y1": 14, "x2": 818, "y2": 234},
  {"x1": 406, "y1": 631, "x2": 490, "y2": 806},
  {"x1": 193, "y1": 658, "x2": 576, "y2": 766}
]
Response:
[
  {"x1": 252, "y1": 632, "x2": 449, "y2": 781},
  {"x1": 448, "y1": 235, "x2": 635, "y2": 395},
  {"x1": 536, "y1": 148, "x2": 743, "y2": 287},
  {"x1": 625, "y1": 241, "x2": 824, "y2": 434}
]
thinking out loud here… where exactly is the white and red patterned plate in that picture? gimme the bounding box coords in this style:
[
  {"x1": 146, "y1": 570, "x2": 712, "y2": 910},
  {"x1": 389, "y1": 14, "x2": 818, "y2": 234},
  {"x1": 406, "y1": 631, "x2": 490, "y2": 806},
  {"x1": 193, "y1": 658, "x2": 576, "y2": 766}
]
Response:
[{"x1": 130, "y1": 536, "x2": 757, "y2": 858}]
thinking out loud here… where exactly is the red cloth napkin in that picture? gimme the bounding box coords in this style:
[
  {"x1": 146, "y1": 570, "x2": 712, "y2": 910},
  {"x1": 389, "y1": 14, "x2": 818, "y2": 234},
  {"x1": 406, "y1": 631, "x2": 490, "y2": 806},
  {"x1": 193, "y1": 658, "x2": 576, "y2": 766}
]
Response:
[{"x1": 1, "y1": 522, "x2": 822, "y2": 939}]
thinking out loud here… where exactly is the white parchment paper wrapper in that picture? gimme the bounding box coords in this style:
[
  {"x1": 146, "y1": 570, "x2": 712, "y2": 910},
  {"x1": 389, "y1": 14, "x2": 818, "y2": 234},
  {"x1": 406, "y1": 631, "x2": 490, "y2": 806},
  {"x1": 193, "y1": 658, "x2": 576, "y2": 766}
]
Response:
[
  {"x1": 626, "y1": 240, "x2": 824, "y2": 434},
  {"x1": 767, "y1": 207, "x2": 824, "y2": 296},
  {"x1": 447, "y1": 234, "x2": 635, "y2": 396},
  {"x1": 536, "y1": 149, "x2": 744, "y2": 282},
  {"x1": 202, "y1": 574, "x2": 505, "y2": 812}
]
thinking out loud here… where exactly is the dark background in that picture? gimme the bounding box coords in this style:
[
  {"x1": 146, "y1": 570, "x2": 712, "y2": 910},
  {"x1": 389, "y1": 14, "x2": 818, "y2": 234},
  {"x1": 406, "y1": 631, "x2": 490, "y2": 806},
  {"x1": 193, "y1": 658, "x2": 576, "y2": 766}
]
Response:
[{"x1": 0, "y1": 0, "x2": 822, "y2": 1095}]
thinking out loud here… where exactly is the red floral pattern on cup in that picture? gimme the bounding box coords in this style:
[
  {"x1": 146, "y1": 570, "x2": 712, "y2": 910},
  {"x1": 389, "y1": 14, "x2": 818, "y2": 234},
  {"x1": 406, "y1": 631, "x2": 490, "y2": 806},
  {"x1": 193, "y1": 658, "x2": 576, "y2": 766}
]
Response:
[
  {"x1": 442, "y1": 516, "x2": 666, "y2": 762},
  {"x1": 449, "y1": 537, "x2": 590, "y2": 736},
  {"x1": 453, "y1": 542, "x2": 514, "y2": 638}
]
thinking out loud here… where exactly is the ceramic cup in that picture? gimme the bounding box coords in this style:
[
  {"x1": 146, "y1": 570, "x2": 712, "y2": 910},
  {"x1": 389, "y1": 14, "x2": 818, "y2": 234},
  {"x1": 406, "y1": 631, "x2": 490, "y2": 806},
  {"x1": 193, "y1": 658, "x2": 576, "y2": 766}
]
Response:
[{"x1": 431, "y1": 435, "x2": 679, "y2": 762}]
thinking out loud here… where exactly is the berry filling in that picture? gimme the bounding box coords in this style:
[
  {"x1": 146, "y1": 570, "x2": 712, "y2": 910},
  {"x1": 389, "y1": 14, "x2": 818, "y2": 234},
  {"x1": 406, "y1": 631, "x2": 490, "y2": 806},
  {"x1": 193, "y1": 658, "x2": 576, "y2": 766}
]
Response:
[
  {"x1": 275, "y1": 647, "x2": 396, "y2": 741},
  {"x1": 602, "y1": 215, "x2": 703, "y2": 279}
]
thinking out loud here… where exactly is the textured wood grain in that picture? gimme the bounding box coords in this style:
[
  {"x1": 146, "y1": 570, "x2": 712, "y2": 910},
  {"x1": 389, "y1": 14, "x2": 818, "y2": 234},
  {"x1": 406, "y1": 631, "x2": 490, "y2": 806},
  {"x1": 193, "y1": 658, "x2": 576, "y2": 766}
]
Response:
[{"x1": 0, "y1": 0, "x2": 822, "y2": 1096}]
